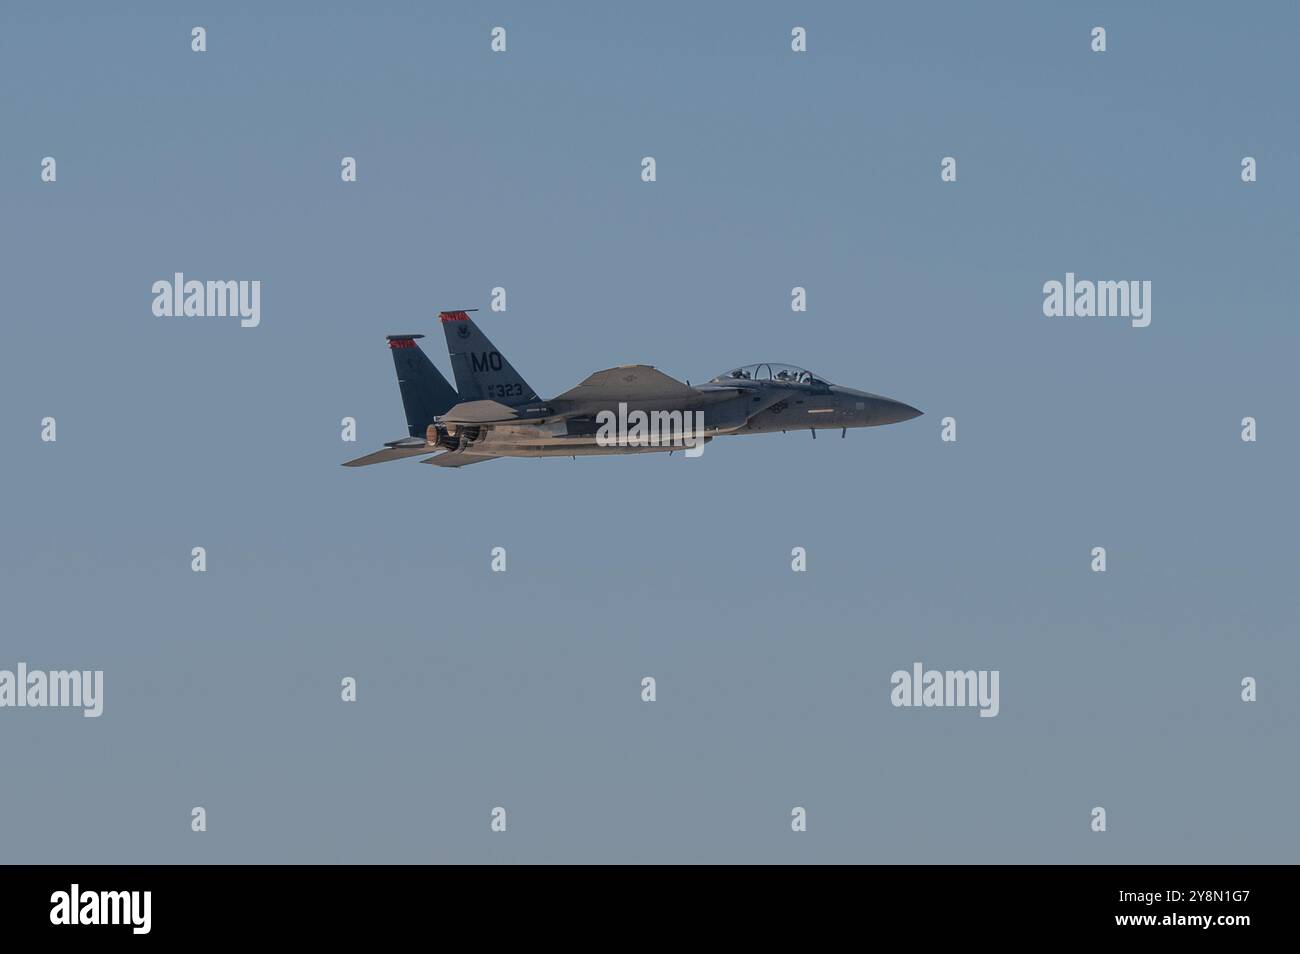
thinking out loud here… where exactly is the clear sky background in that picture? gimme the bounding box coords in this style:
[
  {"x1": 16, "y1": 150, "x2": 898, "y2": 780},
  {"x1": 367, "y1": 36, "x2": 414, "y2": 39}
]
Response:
[{"x1": 1, "y1": 1, "x2": 1297, "y2": 863}]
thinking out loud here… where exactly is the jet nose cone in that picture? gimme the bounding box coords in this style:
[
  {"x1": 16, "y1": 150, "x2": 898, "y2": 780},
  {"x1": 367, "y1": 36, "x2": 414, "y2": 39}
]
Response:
[
  {"x1": 876, "y1": 398, "x2": 923, "y2": 425},
  {"x1": 896, "y1": 401, "x2": 923, "y2": 422}
]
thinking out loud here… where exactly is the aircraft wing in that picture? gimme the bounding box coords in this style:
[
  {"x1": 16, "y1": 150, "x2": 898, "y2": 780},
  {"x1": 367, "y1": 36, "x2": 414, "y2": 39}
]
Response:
[{"x1": 552, "y1": 365, "x2": 696, "y2": 403}]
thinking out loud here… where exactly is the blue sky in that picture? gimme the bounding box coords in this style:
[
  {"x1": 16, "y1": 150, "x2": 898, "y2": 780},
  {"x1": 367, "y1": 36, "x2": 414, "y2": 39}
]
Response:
[{"x1": 0, "y1": 1, "x2": 1296, "y2": 862}]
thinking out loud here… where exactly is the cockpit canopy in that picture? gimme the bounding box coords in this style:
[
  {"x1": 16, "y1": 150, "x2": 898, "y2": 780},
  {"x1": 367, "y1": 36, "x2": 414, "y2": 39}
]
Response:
[{"x1": 710, "y1": 363, "x2": 829, "y2": 386}]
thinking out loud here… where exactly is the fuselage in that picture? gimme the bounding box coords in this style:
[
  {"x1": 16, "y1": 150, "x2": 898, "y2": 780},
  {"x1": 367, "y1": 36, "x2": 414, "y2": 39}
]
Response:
[
  {"x1": 344, "y1": 328, "x2": 922, "y2": 470},
  {"x1": 444, "y1": 377, "x2": 921, "y2": 458}
]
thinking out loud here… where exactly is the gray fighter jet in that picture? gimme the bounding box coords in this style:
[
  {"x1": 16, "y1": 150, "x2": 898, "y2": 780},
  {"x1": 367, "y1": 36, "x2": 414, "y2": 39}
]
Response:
[{"x1": 343, "y1": 310, "x2": 921, "y2": 469}]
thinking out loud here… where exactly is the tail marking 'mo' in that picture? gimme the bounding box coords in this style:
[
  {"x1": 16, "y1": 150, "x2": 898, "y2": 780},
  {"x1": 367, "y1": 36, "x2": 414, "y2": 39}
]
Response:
[{"x1": 439, "y1": 309, "x2": 537, "y2": 406}]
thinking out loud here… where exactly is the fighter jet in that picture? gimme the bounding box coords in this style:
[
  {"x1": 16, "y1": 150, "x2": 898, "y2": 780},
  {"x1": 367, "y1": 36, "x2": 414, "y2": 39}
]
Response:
[{"x1": 343, "y1": 310, "x2": 922, "y2": 469}]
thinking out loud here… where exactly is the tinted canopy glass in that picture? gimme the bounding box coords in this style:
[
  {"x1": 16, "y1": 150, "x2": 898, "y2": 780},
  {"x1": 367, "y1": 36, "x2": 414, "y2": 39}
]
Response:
[{"x1": 710, "y1": 363, "x2": 827, "y2": 385}]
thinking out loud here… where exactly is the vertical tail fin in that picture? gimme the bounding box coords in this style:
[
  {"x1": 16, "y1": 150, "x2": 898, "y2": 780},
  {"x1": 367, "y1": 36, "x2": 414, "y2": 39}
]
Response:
[
  {"x1": 439, "y1": 310, "x2": 538, "y2": 405},
  {"x1": 386, "y1": 335, "x2": 459, "y2": 438}
]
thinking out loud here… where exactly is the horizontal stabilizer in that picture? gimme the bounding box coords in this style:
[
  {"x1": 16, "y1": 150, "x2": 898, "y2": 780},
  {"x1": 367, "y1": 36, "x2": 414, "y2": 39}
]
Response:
[
  {"x1": 553, "y1": 365, "x2": 696, "y2": 403},
  {"x1": 342, "y1": 444, "x2": 431, "y2": 467},
  {"x1": 439, "y1": 400, "x2": 522, "y2": 425},
  {"x1": 421, "y1": 453, "x2": 500, "y2": 469}
]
